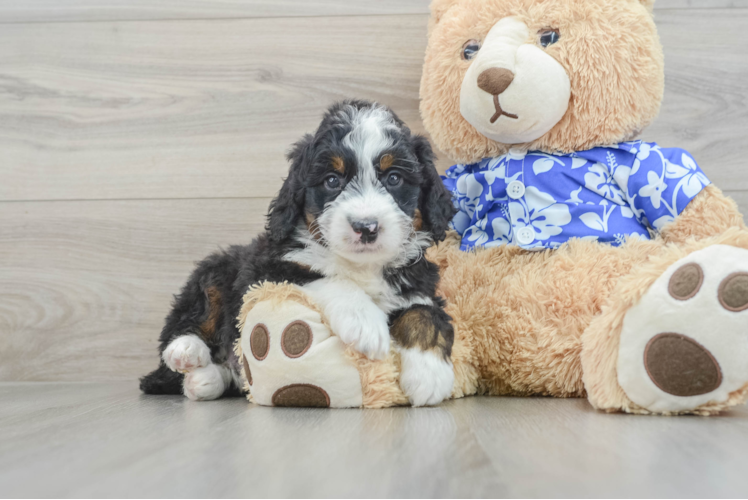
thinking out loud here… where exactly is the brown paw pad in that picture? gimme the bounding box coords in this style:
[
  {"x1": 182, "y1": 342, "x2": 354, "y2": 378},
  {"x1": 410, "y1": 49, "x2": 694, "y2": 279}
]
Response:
[
  {"x1": 718, "y1": 272, "x2": 748, "y2": 312},
  {"x1": 644, "y1": 333, "x2": 722, "y2": 397},
  {"x1": 272, "y1": 384, "x2": 330, "y2": 407},
  {"x1": 281, "y1": 321, "x2": 313, "y2": 358},
  {"x1": 250, "y1": 324, "x2": 269, "y2": 360},
  {"x1": 668, "y1": 263, "x2": 703, "y2": 301}
]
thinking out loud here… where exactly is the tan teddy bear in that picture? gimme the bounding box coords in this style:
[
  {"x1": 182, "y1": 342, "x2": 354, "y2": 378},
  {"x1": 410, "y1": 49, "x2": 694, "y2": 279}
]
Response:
[{"x1": 236, "y1": 0, "x2": 748, "y2": 415}]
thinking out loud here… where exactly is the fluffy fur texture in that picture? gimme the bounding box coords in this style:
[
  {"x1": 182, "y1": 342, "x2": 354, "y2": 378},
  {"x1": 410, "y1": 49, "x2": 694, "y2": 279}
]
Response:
[
  {"x1": 233, "y1": 0, "x2": 748, "y2": 414},
  {"x1": 141, "y1": 100, "x2": 457, "y2": 404},
  {"x1": 421, "y1": 0, "x2": 664, "y2": 163}
]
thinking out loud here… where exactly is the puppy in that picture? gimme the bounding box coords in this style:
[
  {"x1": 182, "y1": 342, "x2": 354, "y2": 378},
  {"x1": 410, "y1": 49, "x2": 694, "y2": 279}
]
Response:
[{"x1": 140, "y1": 100, "x2": 457, "y2": 406}]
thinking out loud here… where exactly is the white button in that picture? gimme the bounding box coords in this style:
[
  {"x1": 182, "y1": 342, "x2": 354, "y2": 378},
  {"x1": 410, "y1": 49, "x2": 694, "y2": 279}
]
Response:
[
  {"x1": 508, "y1": 147, "x2": 527, "y2": 159},
  {"x1": 507, "y1": 180, "x2": 526, "y2": 200},
  {"x1": 516, "y1": 227, "x2": 535, "y2": 245}
]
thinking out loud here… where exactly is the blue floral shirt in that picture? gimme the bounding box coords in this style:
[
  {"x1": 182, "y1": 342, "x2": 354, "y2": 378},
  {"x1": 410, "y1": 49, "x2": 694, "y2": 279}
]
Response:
[{"x1": 442, "y1": 141, "x2": 710, "y2": 251}]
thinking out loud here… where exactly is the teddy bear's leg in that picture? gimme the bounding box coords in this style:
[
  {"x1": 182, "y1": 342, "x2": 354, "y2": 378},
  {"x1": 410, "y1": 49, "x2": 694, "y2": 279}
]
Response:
[
  {"x1": 236, "y1": 282, "x2": 411, "y2": 408},
  {"x1": 659, "y1": 186, "x2": 746, "y2": 244},
  {"x1": 583, "y1": 230, "x2": 748, "y2": 415}
]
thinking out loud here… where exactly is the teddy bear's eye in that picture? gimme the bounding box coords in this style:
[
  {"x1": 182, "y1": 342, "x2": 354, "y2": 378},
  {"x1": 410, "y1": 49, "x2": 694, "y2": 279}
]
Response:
[
  {"x1": 539, "y1": 29, "x2": 560, "y2": 48},
  {"x1": 461, "y1": 39, "x2": 481, "y2": 61}
]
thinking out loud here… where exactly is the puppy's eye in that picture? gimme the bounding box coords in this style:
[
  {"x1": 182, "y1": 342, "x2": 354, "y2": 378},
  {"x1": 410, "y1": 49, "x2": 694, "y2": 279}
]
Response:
[
  {"x1": 385, "y1": 172, "x2": 403, "y2": 187},
  {"x1": 325, "y1": 175, "x2": 341, "y2": 190},
  {"x1": 539, "y1": 29, "x2": 560, "y2": 48},
  {"x1": 461, "y1": 40, "x2": 481, "y2": 61}
]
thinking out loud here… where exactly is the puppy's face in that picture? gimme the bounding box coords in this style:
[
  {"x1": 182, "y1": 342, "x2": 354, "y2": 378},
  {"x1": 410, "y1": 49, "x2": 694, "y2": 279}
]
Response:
[{"x1": 268, "y1": 101, "x2": 456, "y2": 268}]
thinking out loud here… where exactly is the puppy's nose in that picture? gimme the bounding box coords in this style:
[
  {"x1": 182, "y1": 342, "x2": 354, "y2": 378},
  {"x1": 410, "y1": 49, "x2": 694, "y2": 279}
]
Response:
[
  {"x1": 351, "y1": 219, "x2": 379, "y2": 244},
  {"x1": 477, "y1": 68, "x2": 515, "y2": 95}
]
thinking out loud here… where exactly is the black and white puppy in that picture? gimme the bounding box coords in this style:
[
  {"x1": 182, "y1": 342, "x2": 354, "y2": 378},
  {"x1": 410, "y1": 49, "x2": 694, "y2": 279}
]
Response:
[{"x1": 140, "y1": 100, "x2": 457, "y2": 406}]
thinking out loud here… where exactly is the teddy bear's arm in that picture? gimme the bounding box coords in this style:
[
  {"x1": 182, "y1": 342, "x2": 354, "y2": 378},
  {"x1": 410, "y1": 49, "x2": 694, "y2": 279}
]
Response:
[{"x1": 659, "y1": 185, "x2": 746, "y2": 244}]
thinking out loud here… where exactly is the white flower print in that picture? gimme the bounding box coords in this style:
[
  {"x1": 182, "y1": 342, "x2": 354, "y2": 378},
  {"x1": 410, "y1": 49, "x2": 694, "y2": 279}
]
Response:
[
  {"x1": 652, "y1": 215, "x2": 675, "y2": 230},
  {"x1": 638, "y1": 171, "x2": 668, "y2": 209},
  {"x1": 665, "y1": 153, "x2": 710, "y2": 198},
  {"x1": 584, "y1": 160, "x2": 626, "y2": 205},
  {"x1": 490, "y1": 217, "x2": 512, "y2": 245},
  {"x1": 631, "y1": 142, "x2": 653, "y2": 176},
  {"x1": 465, "y1": 226, "x2": 489, "y2": 246},
  {"x1": 513, "y1": 186, "x2": 572, "y2": 241},
  {"x1": 445, "y1": 143, "x2": 709, "y2": 251}
]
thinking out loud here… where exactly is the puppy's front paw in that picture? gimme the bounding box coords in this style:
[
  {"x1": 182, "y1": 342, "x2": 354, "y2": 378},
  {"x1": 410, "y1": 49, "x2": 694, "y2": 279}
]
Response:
[
  {"x1": 329, "y1": 305, "x2": 390, "y2": 360},
  {"x1": 399, "y1": 348, "x2": 454, "y2": 407},
  {"x1": 183, "y1": 364, "x2": 230, "y2": 401},
  {"x1": 163, "y1": 335, "x2": 211, "y2": 373}
]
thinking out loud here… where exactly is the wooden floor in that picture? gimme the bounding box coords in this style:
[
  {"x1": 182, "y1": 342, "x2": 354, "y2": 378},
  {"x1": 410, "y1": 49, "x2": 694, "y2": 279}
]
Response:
[{"x1": 1, "y1": 382, "x2": 747, "y2": 498}]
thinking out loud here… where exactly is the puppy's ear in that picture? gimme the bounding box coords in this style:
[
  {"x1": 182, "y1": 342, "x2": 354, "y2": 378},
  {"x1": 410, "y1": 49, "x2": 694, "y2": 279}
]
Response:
[
  {"x1": 266, "y1": 134, "x2": 313, "y2": 242},
  {"x1": 413, "y1": 135, "x2": 456, "y2": 242}
]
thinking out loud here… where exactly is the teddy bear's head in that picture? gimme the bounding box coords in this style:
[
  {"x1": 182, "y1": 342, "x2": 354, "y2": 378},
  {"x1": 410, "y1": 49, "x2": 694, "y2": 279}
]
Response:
[{"x1": 420, "y1": 0, "x2": 664, "y2": 164}]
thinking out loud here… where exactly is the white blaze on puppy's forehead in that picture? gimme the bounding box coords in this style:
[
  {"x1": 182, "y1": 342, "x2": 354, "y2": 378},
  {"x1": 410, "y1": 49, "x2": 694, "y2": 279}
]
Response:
[{"x1": 341, "y1": 105, "x2": 397, "y2": 180}]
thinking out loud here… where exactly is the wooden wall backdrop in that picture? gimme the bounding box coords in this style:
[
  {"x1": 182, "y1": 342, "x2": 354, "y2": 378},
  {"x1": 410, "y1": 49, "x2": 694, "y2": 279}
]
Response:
[{"x1": 1, "y1": 0, "x2": 747, "y2": 381}]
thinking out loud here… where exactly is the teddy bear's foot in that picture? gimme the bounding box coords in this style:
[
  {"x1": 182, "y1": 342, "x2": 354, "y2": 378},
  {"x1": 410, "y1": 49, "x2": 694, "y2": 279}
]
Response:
[
  {"x1": 617, "y1": 245, "x2": 748, "y2": 414},
  {"x1": 237, "y1": 289, "x2": 365, "y2": 408}
]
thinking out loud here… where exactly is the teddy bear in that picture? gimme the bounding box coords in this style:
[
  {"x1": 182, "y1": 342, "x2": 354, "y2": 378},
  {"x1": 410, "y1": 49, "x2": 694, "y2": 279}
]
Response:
[{"x1": 235, "y1": 0, "x2": 748, "y2": 415}]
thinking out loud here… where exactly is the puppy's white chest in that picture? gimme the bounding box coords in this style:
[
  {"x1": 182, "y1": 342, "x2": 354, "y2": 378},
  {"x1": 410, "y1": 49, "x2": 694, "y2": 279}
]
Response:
[{"x1": 352, "y1": 276, "x2": 399, "y2": 314}]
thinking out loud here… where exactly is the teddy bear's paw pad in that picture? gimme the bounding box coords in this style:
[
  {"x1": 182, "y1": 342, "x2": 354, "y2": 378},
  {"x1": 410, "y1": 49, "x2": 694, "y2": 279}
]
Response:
[
  {"x1": 618, "y1": 245, "x2": 748, "y2": 413},
  {"x1": 272, "y1": 384, "x2": 330, "y2": 408},
  {"x1": 239, "y1": 297, "x2": 363, "y2": 408}
]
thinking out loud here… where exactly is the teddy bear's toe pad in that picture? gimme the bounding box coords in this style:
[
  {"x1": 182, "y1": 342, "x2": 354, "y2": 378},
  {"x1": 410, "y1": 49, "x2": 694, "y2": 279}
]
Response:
[
  {"x1": 644, "y1": 333, "x2": 722, "y2": 397},
  {"x1": 618, "y1": 245, "x2": 748, "y2": 413},
  {"x1": 272, "y1": 384, "x2": 330, "y2": 407}
]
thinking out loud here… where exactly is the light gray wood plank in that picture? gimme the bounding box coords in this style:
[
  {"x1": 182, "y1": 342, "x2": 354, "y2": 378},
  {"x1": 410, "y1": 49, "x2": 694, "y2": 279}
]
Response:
[
  {"x1": 656, "y1": 0, "x2": 748, "y2": 8},
  {"x1": 1, "y1": 382, "x2": 747, "y2": 498},
  {"x1": 0, "y1": 0, "x2": 432, "y2": 24},
  {"x1": 0, "y1": 198, "x2": 270, "y2": 382},
  {"x1": 0, "y1": 0, "x2": 739, "y2": 25},
  {"x1": 2, "y1": 10, "x2": 748, "y2": 203},
  {"x1": 0, "y1": 15, "x2": 428, "y2": 202},
  {"x1": 642, "y1": 9, "x2": 748, "y2": 188}
]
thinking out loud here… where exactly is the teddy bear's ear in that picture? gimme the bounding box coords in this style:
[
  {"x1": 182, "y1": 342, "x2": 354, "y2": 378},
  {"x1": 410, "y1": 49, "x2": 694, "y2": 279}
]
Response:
[{"x1": 429, "y1": 0, "x2": 461, "y2": 27}]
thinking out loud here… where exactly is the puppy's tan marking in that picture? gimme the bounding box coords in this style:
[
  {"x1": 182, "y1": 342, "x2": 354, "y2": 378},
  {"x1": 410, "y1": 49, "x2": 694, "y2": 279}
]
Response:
[
  {"x1": 200, "y1": 286, "x2": 222, "y2": 339},
  {"x1": 379, "y1": 154, "x2": 394, "y2": 171},
  {"x1": 332, "y1": 156, "x2": 346, "y2": 174},
  {"x1": 413, "y1": 209, "x2": 423, "y2": 232},
  {"x1": 392, "y1": 308, "x2": 436, "y2": 351},
  {"x1": 305, "y1": 212, "x2": 323, "y2": 242},
  {"x1": 392, "y1": 306, "x2": 453, "y2": 360}
]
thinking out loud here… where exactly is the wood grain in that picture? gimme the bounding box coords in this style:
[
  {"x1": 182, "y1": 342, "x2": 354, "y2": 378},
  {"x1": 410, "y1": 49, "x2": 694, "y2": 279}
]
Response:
[
  {"x1": 0, "y1": 0, "x2": 432, "y2": 24},
  {"x1": 0, "y1": 0, "x2": 741, "y2": 25},
  {"x1": 0, "y1": 15, "x2": 427, "y2": 202},
  {"x1": 1, "y1": 383, "x2": 747, "y2": 497},
  {"x1": 2, "y1": 10, "x2": 748, "y2": 203},
  {"x1": 0, "y1": 198, "x2": 270, "y2": 381}
]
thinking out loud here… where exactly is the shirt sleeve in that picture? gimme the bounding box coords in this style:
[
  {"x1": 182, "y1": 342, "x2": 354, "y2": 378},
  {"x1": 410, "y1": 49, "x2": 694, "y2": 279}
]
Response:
[{"x1": 620, "y1": 143, "x2": 711, "y2": 231}]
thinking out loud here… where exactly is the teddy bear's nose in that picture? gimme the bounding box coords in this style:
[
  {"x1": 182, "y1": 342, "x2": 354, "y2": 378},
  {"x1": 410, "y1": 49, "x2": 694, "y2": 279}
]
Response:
[{"x1": 477, "y1": 68, "x2": 515, "y2": 96}]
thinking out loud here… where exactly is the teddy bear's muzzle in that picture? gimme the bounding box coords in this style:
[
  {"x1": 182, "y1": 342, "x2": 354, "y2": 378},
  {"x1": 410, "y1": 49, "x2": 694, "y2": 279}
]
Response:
[{"x1": 477, "y1": 67, "x2": 519, "y2": 123}]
